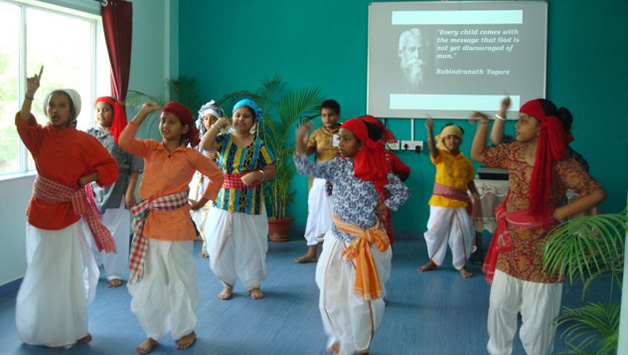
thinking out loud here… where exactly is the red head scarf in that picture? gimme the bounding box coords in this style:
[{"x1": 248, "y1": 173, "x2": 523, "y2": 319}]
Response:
[
  {"x1": 359, "y1": 115, "x2": 397, "y2": 143},
  {"x1": 161, "y1": 102, "x2": 200, "y2": 147},
  {"x1": 520, "y1": 99, "x2": 566, "y2": 216},
  {"x1": 341, "y1": 117, "x2": 392, "y2": 195},
  {"x1": 94, "y1": 96, "x2": 127, "y2": 143}
]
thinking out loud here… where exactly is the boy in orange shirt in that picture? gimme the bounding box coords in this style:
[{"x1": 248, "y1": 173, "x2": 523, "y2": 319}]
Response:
[
  {"x1": 419, "y1": 118, "x2": 479, "y2": 278},
  {"x1": 119, "y1": 101, "x2": 224, "y2": 354}
]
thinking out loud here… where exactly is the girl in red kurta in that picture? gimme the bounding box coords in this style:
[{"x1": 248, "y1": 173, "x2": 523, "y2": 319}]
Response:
[
  {"x1": 15, "y1": 68, "x2": 119, "y2": 348},
  {"x1": 120, "y1": 101, "x2": 224, "y2": 354},
  {"x1": 470, "y1": 99, "x2": 606, "y2": 355}
]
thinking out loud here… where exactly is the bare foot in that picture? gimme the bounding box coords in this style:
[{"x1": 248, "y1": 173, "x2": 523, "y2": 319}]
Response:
[
  {"x1": 458, "y1": 267, "x2": 473, "y2": 278},
  {"x1": 77, "y1": 333, "x2": 92, "y2": 344},
  {"x1": 327, "y1": 341, "x2": 340, "y2": 355},
  {"x1": 250, "y1": 287, "x2": 264, "y2": 300},
  {"x1": 294, "y1": 253, "x2": 317, "y2": 263},
  {"x1": 418, "y1": 260, "x2": 438, "y2": 272},
  {"x1": 218, "y1": 285, "x2": 233, "y2": 300},
  {"x1": 108, "y1": 279, "x2": 123, "y2": 288},
  {"x1": 136, "y1": 338, "x2": 157, "y2": 354},
  {"x1": 176, "y1": 331, "x2": 196, "y2": 350},
  {"x1": 199, "y1": 251, "x2": 209, "y2": 258}
]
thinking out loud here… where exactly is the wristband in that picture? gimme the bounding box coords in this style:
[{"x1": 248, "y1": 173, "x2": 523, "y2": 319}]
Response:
[
  {"x1": 494, "y1": 113, "x2": 506, "y2": 121},
  {"x1": 25, "y1": 94, "x2": 34, "y2": 101},
  {"x1": 258, "y1": 169, "x2": 265, "y2": 181}
]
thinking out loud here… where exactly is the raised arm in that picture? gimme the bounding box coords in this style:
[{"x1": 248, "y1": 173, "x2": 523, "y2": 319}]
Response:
[
  {"x1": 470, "y1": 112, "x2": 490, "y2": 163},
  {"x1": 19, "y1": 66, "x2": 44, "y2": 123},
  {"x1": 425, "y1": 117, "x2": 439, "y2": 160},
  {"x1": 200, "y1": 117, "x2": 229, "y2": 152},
  {"x1": 119, "y1": 101, "x2": 159, "y2": 155},
  {"x1": 489, "y1": 96, "x2": 511, "y2": 146}
]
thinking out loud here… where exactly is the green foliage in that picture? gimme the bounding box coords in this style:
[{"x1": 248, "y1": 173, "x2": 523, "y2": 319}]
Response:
[
  {"x1": 555, "y1": 302, "x2": 620, "y2": 355},
  {"x1": 125, "y1": 77, "x2": 202, "y2": 137},
  {"x1": 543, "y1": 208, "x2": 627, "y2": 354},
  {"x1": 220, "y1": 76, "x2": 324, "y2": 219}
]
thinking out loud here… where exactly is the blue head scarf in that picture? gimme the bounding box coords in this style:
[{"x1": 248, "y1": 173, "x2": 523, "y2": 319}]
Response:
[{"x1": 232, "y1": 99, "x2": 263, "y2": 121}]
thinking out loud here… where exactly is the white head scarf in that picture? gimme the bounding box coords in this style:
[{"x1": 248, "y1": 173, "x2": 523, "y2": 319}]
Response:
[{"x1": 43, "y1": 89, "x2": 82, "y2": 126}]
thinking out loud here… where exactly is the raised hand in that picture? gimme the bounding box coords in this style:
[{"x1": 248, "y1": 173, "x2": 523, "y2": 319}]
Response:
[
  {"x1": 140, "y1": 101, "x2": 160, "y2": 115},
  {"x1": 26, "y1": 66, "x2": 44, "y2": 97},
  {"x1": 470, "y1": 111, "x2": 489, "y2": 125},
  {"x1": 424, "y1": 116, "x2": 434, "y2": 130}
]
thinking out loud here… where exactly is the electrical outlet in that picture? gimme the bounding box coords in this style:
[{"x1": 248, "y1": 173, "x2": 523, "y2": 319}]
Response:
[
  {"x1": 386, "y1": 141, "x2": 400, "y2": 150},
  {"x1": 401, "y1": 140, "x2": 423, "y2": 152}
]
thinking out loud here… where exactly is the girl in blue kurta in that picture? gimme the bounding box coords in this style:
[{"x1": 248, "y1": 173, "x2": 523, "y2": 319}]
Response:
[{"x1": 294, "y1": 116, "x2": 410, "y2": 355}]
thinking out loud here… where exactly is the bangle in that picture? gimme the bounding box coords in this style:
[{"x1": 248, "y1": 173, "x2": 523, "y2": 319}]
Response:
[
  {"x1": 258, "y1": 169, "x2": 265, "y2": 182},
  {"x1": 495, "y1": 113, "x2": 506, "y2": 121},
  {"x1": 25, "y1": 94, "x2": 34, "y2": 101}
]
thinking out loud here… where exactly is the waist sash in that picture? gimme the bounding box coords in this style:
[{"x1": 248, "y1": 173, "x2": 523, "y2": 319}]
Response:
[
  {"x1": 334, "y1": 215, "x2": 389, "y2": 301},
  {"x1": 482, "y1": 198, "x2": 556, "y2": 284},
  {"x1": 128, "y1": 190, "x2": 189, "y2": 284},
  {"x1": 222, "y1": 171, "x2": 262, "y2": 189},
  {"x1": 32, "y1": 175, "x2": 115, "y2": 253}
]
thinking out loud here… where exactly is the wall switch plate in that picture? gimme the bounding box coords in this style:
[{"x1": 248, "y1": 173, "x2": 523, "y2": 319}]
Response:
[{"x1": 401, "y1": 140, "x2": 423, "y2": 152}]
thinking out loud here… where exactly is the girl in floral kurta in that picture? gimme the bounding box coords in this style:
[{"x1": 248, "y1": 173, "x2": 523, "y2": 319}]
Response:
[
  {"x1": 470, "y1": 99, "x2": 606, "y2": 355},
  {"x1": 294, "y1": 116, "x2": 410, "y2": 355}
]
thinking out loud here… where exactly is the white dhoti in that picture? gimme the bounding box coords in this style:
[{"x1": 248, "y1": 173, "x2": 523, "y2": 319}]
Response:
[
  {"x1": 16, "y1": 221, "x2": 99, "y2": 347},
  {"x1": 316, "y1": 230, "x2": 392, "y2": 355},
  {"x1": 87, "y1": 205, "x2": 131, "y2": 281},
  {"x1": 127, "y1": 239, "x2": 198, "y2": 340},
  {"x1": 206, "y1": 207, "x2": 268, "y2": 290},
  {"x1": 424, "y1": 206, "x2": 474, "y2": 269},
  {"x1": 304, "y1": 178, "x2": 334, "y2": 246},
  {"x1": 192, "y1": 204, "x2": 212, "y2": 254},
  {"x1": 487, "y1": 269, "x2": 563, "y2": 355}
]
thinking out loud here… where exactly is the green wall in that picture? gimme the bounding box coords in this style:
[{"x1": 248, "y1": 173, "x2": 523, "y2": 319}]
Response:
[{"x1": 179, "y1": 0, "x2": 628, "y2": 232}]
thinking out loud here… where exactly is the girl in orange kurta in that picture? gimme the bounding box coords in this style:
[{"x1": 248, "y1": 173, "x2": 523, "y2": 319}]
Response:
[
  {"x1": 119, "y1": 101, "x2": 223, "y2": 354},
  {"x1": 15, "y1": 68, "x2": 119, "y2": 348},
  {"x1": 470, "y1": 99, "x2": 606, "y2": 355}
]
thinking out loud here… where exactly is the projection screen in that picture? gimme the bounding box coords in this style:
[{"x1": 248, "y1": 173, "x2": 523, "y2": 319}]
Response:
[{"x1": 367, "y1": 1, "x2": 547, "y2": 119}]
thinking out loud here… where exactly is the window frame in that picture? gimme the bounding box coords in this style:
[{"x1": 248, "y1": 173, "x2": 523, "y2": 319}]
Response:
[{"x1": 0, "y1": 0, "x2": 108, "y2": 178}]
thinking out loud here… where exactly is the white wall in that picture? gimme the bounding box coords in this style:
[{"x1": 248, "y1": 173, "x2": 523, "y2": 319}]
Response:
[{"x1": 0, "y1": 0, "x2": 177, "y2": 286}]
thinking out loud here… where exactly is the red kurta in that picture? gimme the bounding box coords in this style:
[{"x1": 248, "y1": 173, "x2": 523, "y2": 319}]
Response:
[{"x1": 16, "y1": 113, "x2": 118, "y2": 230}]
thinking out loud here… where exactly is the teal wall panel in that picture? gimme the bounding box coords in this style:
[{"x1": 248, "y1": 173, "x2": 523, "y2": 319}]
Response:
[{"x1": 179, "y1": 0, "x2": 628, "y2": 232}]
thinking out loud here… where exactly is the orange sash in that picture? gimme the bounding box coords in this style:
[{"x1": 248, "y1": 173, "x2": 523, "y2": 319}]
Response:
[{"x1": 334, "y1": 215, "x2": 389, "y2": 300}]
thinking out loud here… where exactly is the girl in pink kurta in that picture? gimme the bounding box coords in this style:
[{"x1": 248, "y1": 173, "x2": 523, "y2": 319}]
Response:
[
  {"x1": 470, "y1": 99, "x2": 606, "y2": 355},
  {"x1": 119, "y1": 101, "x2": 224, "y2": 354}
]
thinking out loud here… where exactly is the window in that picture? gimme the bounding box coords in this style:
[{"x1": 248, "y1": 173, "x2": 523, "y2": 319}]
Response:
[{"x1": 0, "y1": 0, "x2": 109, "y2": 175}]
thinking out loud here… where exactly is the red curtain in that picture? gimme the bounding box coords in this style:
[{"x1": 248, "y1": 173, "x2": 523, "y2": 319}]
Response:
[{"x1": 101, "y1": 0, "x2": 133, "y2": 102}]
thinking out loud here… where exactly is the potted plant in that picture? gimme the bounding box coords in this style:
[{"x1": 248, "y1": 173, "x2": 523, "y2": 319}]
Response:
[
  {"x1": 220, "y1": 76, "x2": 324, "y2": 241},
  {"x1": 542, "y1": 207, "x2": 627, "y2": 354}
]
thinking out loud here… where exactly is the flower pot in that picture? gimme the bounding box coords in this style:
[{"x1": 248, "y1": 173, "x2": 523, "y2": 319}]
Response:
[{"x1": 268, "y1": 217, "x2": 293, "y2": 242}]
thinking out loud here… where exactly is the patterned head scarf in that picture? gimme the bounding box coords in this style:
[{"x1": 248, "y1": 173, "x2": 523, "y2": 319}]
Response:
[
  {"x1": 43, "y1": 89, "x2": 82, "y2": 126},
  {"x1": 519, "y1": 99, "x2": 566, "y2": 216},
  {"x1": 161, "y1": 102, "x2": 200, "y2": 147},
  {"x1": 341, "y1": 117, "x2": 391, "y2": 195},
  {"x1": 94, "y1": 96, "x2": 127, "y2": 143}
]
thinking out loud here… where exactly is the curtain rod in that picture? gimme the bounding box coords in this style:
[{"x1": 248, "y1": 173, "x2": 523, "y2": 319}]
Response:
[{"x1": 92, "y1": 0, "x2": 108, "y2": 6}]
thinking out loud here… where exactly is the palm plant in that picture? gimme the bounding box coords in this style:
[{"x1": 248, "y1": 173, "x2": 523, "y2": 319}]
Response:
[
  {"x1": 219, "y1": 75, "x2": 325, "y2": 220},
  {"x1": 543, "y1": 208, "x2": 627, "y2": 354},
  {"x1": 125, "y1": 77, "x2": 202, "y2": 137}
]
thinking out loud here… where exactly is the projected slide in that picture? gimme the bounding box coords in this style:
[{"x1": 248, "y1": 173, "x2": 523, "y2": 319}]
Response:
[{"x1": 367, "y1": 1, "x2": 547, "y2": 119}]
